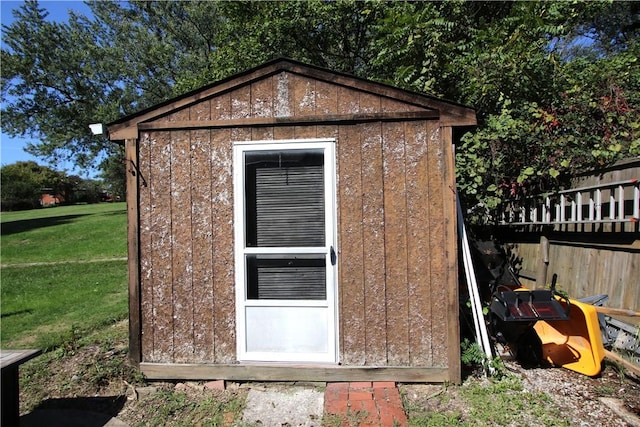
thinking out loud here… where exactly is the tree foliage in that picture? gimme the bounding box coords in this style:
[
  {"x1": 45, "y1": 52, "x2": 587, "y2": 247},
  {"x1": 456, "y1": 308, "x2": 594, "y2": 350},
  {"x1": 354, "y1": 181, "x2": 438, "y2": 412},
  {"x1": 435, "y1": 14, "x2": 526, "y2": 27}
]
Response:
[
  {"x1": 1, "y1": 1, "x2": 121, "y2": 168},
  {"x1": 1, "y1": 162, "x2": 56, "y2": 210},
  {"x1": 2, "y1": 0, "x2": 639, "y2": 221},
  {"x1": 0, "y1": 161, "x2": 103, "y2": 210},
  {"x1": 450, "y1": 3, "x2": 640, "y2": 222},
  {"x1": 97, "y1": 146, "x2": 126, "y2": 201},
  {"x1": 368, "y1": 1, "x2": 639, "y2": 221}
]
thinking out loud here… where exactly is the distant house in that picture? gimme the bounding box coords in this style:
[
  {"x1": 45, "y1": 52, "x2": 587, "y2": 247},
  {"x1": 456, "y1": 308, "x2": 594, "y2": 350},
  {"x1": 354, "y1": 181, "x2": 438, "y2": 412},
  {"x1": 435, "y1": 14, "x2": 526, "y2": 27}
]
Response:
[
  {"x1": 107, "y1": 58, "x2": 476, "y2": 383},
  {"x1": 40, "y1": 188, "x2": 64, "y2": 206},
  {"x1": 100, "y1": 190, "x2": 120, "y2": 202}
]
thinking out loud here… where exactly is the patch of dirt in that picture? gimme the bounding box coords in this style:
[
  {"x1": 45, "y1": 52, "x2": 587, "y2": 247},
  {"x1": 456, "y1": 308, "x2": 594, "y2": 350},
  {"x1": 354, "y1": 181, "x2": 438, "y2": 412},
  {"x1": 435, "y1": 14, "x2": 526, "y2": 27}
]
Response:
[
  {"x1": 116, "y1": 382, "x2": 247, "y2": 426},
  {"x1": 18, "y1": 321, "x2": 640, "y2": 426},
  {"x1": 18, "y1": 321, "x2": 247, "y2": 426},
  {"x1": 19, "y1": 324, "x2": 137, "y2": 417}
]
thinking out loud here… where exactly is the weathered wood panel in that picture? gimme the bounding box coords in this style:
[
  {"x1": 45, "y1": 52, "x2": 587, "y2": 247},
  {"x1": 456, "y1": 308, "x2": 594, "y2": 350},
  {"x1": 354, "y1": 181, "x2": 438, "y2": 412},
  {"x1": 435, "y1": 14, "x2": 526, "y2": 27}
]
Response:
[
  {"x1": 316, "y1": 126, "x2": 339, "y2": 145},
  {"x1": 138, "y1": 133, "x2": 153, "y2": 362},
  {"x1": 211, "y1": 127, "x2": 236, "y2": 363},
  {"x1": 149, "y1": 130, "x2": 174, "y2": 362},
  {"x1": 315, "y1": 80, "x2": 338, "y2": 115},
  {"x1": 231, "y1": 85, "x2": 251, "y2": 119},
  {"x1": 148, "y1": 71, "x2": 437, "y2": 133},
  {"x1": 293, "y1": 75, "x2": 317, "y2": 116},
  {"x1": 273, "y1": 72, "x2": 293, "y2": 117},
  {"x1": 251, "y1": 126, "x2": 273, "y2": 141},
  {"x1": 251, "y1": 77, "x2": 273, "y2": 117},
  {"x1": 382, "y1": 121, "x2": 409, "y2": 366},
  {"x1": 190, "y1": 128, "x2": 215, "y2": 362},
  {"x1": 338, "y1": 124, "x2": 365, "y2": 365},
  {"x1": 361, "y1": 122, "x2": 386, "y2": 365},
  {"x1": 383, "y1": 98, "x2": 425, "y2": 113},
  {"x1": 126, "y1": 138, "x2": 141, "y2": 363},
  {"x1": 338, "y1": 86, "x2": 359, "y2": 115},
  {"x1": 137, "y1": 111, "x2": 440, "y2": 132},
  {"x1": 425, "y1": 121, "x2": 448, "y2": 367},
  {"x1": 333, "y1": 120, "x2": 453, "y2": 368},
  {"x1": 293, "y1": 125, "x2": 317, "y2": 139},
  {"x1": 406, "y1": 121, "x2": 434, "y2": 367},
  {"x1": 441, "y1": 126, "x2": 461, "y2": 381},
  {"x1": 171, "y1": 128, "x2": 194, "y2": 363},
  {"x1": 190, "y1": 98, "x2": 211, "y2": 122},
  {"x1": 359, "y1": 92, "x2": 381, "y2": 114},
  {"x1": 273, "y1": 126, "x2": 295, "y2": 140},
  {"x1": 140, "y1": 363, "x2": 451, "y2": 383},
  {"x1": 212, "y1": 93, "x2": 231, "y2": 121},
  {"x1": 109, "y1": 59, "x2": 476, "y2": 139}
]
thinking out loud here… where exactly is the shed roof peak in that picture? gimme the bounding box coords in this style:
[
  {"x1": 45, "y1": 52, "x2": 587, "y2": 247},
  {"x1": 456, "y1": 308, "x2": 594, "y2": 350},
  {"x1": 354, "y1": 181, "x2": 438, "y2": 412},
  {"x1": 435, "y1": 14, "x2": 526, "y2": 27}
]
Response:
[{"x1": 107, "y1": 58, "x2": 476, "y2": 141}]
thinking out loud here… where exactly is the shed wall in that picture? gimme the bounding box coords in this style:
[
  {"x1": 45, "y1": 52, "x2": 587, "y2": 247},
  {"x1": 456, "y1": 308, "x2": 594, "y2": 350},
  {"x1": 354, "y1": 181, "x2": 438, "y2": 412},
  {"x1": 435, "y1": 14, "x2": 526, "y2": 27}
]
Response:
[{"x1": 136, "y1": 70, "x2": 456, "y2": 368}]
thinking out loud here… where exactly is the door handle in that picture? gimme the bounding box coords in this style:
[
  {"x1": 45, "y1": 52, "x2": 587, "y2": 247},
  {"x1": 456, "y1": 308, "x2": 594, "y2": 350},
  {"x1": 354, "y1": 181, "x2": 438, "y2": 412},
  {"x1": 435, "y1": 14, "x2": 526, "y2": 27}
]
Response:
[{"x1": 330, "y1": 246, "x2": 337, "y2": 265}]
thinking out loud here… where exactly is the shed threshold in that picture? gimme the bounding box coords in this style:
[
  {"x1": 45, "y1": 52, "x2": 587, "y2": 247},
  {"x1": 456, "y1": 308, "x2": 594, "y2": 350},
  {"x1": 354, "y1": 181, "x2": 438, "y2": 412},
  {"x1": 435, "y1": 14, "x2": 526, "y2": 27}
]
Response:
[{"x1": 139, "y1": 362, "x2": 451, "y2": 383}]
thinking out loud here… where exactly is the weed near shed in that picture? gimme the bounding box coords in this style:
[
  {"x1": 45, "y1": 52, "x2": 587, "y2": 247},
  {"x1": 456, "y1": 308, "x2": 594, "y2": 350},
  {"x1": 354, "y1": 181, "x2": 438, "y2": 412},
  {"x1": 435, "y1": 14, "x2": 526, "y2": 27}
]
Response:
[{"x1": 401, "y1": 374, "x2": 570, "y2": 426}]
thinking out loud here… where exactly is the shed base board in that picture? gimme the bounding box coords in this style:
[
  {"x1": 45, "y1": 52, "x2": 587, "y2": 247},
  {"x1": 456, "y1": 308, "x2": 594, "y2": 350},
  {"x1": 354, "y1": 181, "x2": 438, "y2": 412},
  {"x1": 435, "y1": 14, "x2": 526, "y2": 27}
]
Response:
[{"x1": 140, "y1": 362, "x2": 451, "y2": 383}]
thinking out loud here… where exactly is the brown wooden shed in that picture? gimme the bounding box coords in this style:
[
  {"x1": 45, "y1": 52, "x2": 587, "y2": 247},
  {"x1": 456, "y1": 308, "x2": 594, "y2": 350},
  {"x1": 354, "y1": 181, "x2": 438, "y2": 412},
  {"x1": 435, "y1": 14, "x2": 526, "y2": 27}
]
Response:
[{"x1": 107, "y1": 59, "x2": 476, "y2": 383}]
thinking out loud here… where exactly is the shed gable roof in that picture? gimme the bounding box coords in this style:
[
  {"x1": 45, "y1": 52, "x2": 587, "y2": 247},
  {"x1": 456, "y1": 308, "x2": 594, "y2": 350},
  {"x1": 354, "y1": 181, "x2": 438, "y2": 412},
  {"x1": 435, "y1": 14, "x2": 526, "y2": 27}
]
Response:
[{"x1": 108, "y1": 58, "x2": 476, "y2": 140}]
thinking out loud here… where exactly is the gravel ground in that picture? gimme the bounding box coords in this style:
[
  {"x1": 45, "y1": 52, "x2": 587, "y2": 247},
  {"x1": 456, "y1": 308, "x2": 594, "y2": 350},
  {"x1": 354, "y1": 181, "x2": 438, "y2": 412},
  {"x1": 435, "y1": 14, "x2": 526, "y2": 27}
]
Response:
[
  {"x1": 401, "y1": 359, "x2": 640, "y2": 426},
  {"x1": 513, "y1": 361, "x2": 640, "y2": 426}
]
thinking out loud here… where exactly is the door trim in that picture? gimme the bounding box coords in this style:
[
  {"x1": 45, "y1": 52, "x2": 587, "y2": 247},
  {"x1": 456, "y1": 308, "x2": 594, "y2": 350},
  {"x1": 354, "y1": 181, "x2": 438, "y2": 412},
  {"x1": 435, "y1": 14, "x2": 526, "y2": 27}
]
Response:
[{"x1": 233, "y1": 138, "x2": 338, "y2": 363}]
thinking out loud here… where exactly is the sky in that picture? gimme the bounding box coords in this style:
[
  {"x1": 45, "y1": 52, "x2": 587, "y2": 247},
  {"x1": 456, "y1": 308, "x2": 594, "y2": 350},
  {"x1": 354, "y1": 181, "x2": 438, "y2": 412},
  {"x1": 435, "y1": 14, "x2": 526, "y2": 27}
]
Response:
[{"x1": 0, "y1": 0, "x2": 96, "y2": 177}]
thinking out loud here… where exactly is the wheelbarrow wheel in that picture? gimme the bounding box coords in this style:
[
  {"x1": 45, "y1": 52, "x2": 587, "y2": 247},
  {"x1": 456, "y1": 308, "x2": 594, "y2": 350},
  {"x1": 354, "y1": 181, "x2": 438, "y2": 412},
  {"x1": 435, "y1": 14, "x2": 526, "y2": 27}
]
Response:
[{"x1": 516, "y1": 327, "x2": 543, "y2": 368}]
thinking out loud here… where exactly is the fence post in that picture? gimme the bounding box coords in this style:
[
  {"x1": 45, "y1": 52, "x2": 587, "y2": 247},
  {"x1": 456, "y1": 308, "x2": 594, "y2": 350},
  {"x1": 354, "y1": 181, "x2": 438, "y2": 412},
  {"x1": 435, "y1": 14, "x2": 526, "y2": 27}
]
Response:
[{"x1": 535, "y1": 230, "x2": 550, "y2": 287}]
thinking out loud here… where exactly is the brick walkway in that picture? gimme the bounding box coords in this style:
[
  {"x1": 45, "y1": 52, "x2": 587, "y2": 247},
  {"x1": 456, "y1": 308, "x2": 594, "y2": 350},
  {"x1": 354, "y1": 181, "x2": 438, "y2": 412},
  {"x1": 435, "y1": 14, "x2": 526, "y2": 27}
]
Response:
[{"x1": 324, "y1": 382, "x2": 408, "y2": 426}]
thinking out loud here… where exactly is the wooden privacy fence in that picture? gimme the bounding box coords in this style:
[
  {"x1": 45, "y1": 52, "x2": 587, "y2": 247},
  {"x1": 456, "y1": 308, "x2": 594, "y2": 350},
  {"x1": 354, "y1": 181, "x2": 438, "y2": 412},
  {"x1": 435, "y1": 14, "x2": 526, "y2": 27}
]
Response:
[{"x1": 496, "y1": 159, "x2": 640, "y2": 312}]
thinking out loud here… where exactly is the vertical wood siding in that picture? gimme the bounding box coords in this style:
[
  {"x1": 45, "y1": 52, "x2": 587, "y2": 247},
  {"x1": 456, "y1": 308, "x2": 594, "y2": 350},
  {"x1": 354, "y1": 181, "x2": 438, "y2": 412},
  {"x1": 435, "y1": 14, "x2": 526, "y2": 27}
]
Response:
[
  {"x1": 171, "y1": 128, "x2": 194, "y2": 363},
  {"x1": 442, "y1": 126, "x2": 461, "y2": 379},
  {"x1": 190, "y1": 129, "x2": 214, "y2": 362},
  {"x1": 138, "y1": 71, "x2": 457, "y2": 367},
  {"x1": 384, "y1": 121, "x2": 410, "y2": 366},
  {"x1": 338, "y1": 124, "x2": 365, "y2": 365},
  {"x1": 361, "y1": 122, "x2": 386, "y2": 365},
  {"x1": 150, "y1": 130, "x2": 174, "y2": 361},
  {"x1": 425, "y1": 122, "x2": 448, "y2": 366},
  {"x1": 210, "y1": 128, "x2": 235, "y2": 363},
  {"x1": 405, "y1": 121, "x2": 432, "y2": 367},
  {"x1": 138, "y1": 133, "x2": 153, "y2": 361}
]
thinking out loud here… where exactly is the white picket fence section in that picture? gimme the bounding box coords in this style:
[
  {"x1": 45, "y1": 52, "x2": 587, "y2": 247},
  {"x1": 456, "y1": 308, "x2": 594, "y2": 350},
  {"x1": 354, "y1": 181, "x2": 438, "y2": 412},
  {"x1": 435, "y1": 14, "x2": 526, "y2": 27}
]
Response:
[{"x1": 500, "y1": 179, "x2": 639, "y2": 225}]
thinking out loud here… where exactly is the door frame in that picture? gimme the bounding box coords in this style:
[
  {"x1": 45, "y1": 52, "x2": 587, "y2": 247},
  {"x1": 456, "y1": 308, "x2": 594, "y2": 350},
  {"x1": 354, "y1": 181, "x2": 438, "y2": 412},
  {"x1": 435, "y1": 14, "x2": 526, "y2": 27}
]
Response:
[{"x1": 233, "y1": 138, "x2": 339, "y2": 363}]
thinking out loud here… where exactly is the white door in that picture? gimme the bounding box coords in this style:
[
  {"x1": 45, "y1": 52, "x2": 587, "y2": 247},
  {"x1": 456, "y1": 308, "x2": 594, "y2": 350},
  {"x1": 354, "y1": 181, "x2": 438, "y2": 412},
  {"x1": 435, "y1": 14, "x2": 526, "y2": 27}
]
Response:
[{"x1": 234, "y1": 139, "x2": 338, "y2": 363}]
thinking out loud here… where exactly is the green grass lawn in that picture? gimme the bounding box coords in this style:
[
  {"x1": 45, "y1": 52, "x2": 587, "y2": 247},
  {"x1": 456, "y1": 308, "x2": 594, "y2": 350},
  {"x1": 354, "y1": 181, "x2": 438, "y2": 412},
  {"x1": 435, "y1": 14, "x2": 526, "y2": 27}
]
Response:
[
  {"x1": 1, "y1": 203, "x2": 127, "y2": 264},
  {"x1": 1, "y1": 203, "x2": 128, "y2": 349}
]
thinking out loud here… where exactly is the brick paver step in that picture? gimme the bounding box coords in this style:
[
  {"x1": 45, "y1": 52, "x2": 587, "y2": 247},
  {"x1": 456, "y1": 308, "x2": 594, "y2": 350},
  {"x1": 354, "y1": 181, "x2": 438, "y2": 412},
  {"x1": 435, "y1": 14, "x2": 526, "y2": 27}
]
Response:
[{"x1": 324, "y1": 381, "x2": 408, "y2": 427}]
